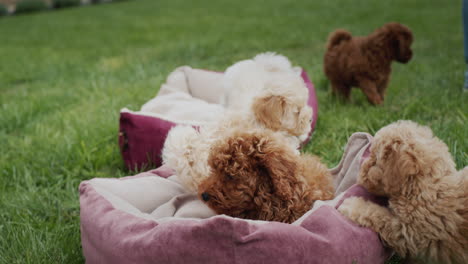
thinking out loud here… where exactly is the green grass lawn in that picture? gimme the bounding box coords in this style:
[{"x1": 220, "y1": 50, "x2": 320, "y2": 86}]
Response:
[{"x1": 0, "y1": 0, "x2": 466, "y2": 263}]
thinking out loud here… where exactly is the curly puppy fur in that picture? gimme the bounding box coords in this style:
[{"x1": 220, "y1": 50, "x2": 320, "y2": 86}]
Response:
[
  {"x1": 339, "y1": 121, "x2": 468, "y2": 264},
  {"x1": 163, "y1": 53, "x2": 312, "y2": 192},
  {"x1": 198, "y1": 129, "x2": 334, "y2": 223},
  {"x1": 324, "y1": 22, "x2": 413, "y2": 105}
]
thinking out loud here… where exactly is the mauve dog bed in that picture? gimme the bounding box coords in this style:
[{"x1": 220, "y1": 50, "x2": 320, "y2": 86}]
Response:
[
  {"x1": 119, "y1": 66, "x2": 319, "y2": 171},
  {"x1": 80, "y1": 133, "x2": 392, "y2": 264}
]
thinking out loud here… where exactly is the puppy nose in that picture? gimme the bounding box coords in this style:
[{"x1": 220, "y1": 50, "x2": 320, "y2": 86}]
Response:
[{"x1": 201, "y1": 192, "x2": 210, "y2": 201}]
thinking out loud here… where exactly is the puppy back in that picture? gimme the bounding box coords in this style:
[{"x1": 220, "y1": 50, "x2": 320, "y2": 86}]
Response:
[{"x1": 326, "y1": 29, "x2": 352, "y2": 50}]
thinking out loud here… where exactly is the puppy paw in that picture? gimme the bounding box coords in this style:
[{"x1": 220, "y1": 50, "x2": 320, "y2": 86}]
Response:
[
  {"x1": 369, "y1": 96, "x2": 384, "y2": 105},
  {"x1": 338, "y1": 197, "x2": 368, "y2": 223},
  {"x1": 339, "y1": 196, "x2": 392, "y2": 233}
]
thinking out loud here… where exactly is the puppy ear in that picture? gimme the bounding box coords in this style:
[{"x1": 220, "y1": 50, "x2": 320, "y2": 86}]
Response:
[
  {"x1": 398, "y1": 33, "x2": 412, "y2": 61},
  {"x1": 381, "y1": 139, "x2": 421, "y2": 182},
  {"x1": 389, "y1": 26, "x2": 413, "y2": 63},
  {"x1": 252, "y1": 95, "x2": 286, "y2": 131},
  {"x1": 358, "y1": 154, "x2": 385, "y2": 194},
  {"x1": 257, "y1": 139, "x2": 299, "y2": 200},
  {"x1": 378, "y1": 139, "x2": 423, "y2": 194}
]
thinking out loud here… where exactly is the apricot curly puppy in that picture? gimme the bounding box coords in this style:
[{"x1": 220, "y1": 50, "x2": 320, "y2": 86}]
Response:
[
  {"x1": 198, "y1": 129, "x2": 334, "y2": 223},
  {"x1": 339, "y1": 121, "x2": 468, "y2": 264},
  {"x1": 324, "y1": 22, "x2": 413, "y2": 105}
]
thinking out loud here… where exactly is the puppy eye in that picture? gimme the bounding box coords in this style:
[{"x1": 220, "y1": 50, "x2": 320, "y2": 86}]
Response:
[{"x1": 226, "y1": 174, "x2": 234, "y2": 180}]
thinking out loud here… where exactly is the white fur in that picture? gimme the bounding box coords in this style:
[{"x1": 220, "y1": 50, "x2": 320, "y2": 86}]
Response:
[
  {"x1": 222, "y1": 52, "x2": 303, "y2": 110},
  {"x1": 253, "y1": 52, "x2": 293, "y2": 72},
  {"x1": 162, "y1": 125, "x2": 212, "y2": 191}
]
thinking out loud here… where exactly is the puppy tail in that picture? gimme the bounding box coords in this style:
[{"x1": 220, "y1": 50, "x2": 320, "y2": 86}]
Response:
[{"x1": 326, "y1": 29, "x2": 352, "y2": 50}]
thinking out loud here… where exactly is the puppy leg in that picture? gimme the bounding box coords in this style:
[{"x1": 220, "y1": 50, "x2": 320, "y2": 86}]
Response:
[
  {"x1": 377, "y1": 76, "x2": 390, "y2": 101},
  {"x1": 331, "y1": 80, "x2": 351, "y2": 100},
  {"x1": 358, "y1": 79, "x2": 383, "y2": 105},
  {"x1": 339, "y1": 197, "x2": 408, "y2": 256}
]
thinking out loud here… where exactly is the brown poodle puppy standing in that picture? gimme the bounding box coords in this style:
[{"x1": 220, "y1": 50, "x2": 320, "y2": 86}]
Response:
[
  {"x1": 339, "y1": 121, "x2": 468, "y2": 263},
  {"x1": 324, "y1": 22, "x2": 413, "y2": 105},
  {"x1": 198, "y1": 129, "x2": 334, "y2": 223}
]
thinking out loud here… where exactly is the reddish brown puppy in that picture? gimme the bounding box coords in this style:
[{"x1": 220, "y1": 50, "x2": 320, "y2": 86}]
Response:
[
  {"x1": 324, "y1": 22, "x2": 413, "y2": 105},
  {"x1": 198, "y1": 129, "x2": 334, "y2": 223}
]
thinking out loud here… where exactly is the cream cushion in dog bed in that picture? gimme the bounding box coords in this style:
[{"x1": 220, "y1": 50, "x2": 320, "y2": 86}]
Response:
[
  {"x1": 80, "y1": 133, "x2": 391, "y2": 264},
  {"x1": 119, "y1": 66, "x2": 319, "y2": 170}
]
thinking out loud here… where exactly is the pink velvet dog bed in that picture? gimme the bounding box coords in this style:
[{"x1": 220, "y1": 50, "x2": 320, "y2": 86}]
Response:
[
  {"x1": 80, "y1": 133, "x2": 392, "y2": 264},
  {"x1": 119, "y1": 66, "x2": 319, "y2": 171}
]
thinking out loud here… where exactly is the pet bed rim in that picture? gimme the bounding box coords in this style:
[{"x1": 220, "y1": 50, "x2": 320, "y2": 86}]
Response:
[
  {"x1": 80, "y1": 175, "x2": 345, "y2": 226},
  {"x1": 120, "y1": 108, "x2": 209, "y2": 126}
]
